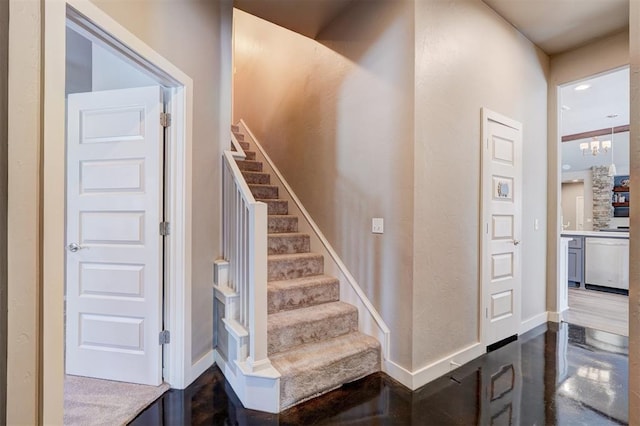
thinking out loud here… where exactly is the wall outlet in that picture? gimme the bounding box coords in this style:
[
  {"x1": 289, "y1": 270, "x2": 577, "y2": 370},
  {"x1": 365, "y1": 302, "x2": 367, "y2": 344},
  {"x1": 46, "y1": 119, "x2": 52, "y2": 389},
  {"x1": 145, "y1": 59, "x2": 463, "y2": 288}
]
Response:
[{"x1": 372, "y1": 218, "x2": 384, "y2": 234}]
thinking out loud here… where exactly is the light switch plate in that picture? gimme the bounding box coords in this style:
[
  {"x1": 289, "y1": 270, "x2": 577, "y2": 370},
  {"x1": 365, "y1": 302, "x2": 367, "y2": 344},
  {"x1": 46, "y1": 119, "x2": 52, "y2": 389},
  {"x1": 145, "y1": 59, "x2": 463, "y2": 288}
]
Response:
[{"x1": 372, "y1": 218, "x2": 384, "y2": 234}]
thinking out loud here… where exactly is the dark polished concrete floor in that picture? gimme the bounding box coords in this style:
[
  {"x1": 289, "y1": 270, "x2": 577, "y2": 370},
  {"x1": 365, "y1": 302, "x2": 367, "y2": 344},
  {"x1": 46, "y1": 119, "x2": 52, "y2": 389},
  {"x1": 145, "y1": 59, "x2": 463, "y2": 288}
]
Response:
[{"x1": 130, "y1": 322, "x2": 628, "y2": 425}]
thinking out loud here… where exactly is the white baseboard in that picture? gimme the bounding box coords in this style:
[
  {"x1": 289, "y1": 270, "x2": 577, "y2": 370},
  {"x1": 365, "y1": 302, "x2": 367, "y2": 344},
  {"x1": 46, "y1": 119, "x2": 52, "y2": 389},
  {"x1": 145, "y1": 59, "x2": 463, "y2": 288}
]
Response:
[
  {"x1": 384, "y1": 343, "x2": 484, "y2": 390},
  {"x1": 214, "y1": 349, "x2": 280, "y2": 413},
  {"x1": 190, "y1": 350, "x2": 214, "y2": 384},
  {"x1": 548, "y1": 310, "x2": 566, "y2": 323},
  {"x1": 520, "y1": 311, "x2": 549, "y2": 334},
  {"x1": 383, "y1": 359, "x2": 413, "y2": 389}
]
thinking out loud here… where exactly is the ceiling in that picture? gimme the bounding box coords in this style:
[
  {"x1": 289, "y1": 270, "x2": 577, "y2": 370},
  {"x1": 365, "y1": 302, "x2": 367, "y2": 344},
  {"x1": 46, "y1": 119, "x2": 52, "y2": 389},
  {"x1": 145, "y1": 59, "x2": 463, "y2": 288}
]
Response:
[
  {"x1": 561, "y1": 67, "x2": 629, "y2": 173},
  {"x1": 482, "y1": 0, "x2": 629, "y2": 55},
  {"x1": 233, "y1": 0, "x2": 354, "y2": 39},
  {"x1": 234, "y1": 1, "x2": 629, "y2": 55},
  {"x1": 561, "y1": 67, "x2": 629, "y2": 136}
]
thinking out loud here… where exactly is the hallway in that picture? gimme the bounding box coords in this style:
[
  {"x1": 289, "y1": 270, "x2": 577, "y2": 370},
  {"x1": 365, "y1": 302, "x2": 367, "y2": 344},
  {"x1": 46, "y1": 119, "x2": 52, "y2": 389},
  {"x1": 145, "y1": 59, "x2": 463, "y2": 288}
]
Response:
[{"x1": 130, "y1": 322, "x2": 627, "y2": 425}]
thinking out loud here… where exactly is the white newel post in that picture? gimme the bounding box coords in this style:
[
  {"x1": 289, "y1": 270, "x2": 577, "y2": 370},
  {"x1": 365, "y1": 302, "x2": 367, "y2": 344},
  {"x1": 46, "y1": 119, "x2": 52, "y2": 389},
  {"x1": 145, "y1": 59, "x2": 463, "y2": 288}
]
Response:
[{"x1": 248, "y1": 201, "x2": 270, "y2": 372}]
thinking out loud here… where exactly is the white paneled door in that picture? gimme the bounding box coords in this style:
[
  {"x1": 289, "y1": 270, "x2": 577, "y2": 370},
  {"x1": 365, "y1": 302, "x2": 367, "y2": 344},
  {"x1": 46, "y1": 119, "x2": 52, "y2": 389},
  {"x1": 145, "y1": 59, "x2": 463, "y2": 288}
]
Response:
[
  {"x1": 481, "y1": 109, "x2": 522, "y2": 347},
  {"x1": 66, "y1": 86, "x2": 164, "y2": 386}
]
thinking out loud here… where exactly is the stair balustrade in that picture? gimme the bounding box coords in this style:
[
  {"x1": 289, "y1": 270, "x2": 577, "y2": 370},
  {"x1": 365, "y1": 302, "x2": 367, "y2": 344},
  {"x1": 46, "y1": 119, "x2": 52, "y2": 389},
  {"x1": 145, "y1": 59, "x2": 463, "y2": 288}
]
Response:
[{"x1": 221, "y1": 133, "x2": 270, "y2": 373}]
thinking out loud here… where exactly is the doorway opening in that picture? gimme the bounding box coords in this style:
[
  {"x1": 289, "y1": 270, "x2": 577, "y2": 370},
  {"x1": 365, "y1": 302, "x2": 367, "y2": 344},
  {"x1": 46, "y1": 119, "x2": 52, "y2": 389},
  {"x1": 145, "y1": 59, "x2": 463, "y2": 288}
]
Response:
[
  {"x1": 65, "y1": 21, "x2": 169, "y2": 387},
  {"x1": 558, "y1": 66, "x2": 630, "y2": 338},
  {"x1": 43, "y1": 1, "x2": 195, "y2": 420}
]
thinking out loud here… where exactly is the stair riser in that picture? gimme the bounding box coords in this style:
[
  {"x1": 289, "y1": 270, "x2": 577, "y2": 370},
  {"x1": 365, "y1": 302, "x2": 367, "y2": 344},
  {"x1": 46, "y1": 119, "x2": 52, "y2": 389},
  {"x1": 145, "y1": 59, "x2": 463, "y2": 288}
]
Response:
[
  {"x1": 279, "y1": 347, "x2": 380, "y2": 409},
  {"x1": 236, "y1": 160, "x2": 263, "y2": 172},
  {"x1": 244, "y1": 151, "x2": 256, "y2": 160},
  {"x1": 233, "y1": 133, "x2": 245, "y2": 141},
  {"x1": 268, "y1": 255, "x2": 322, "y2": 281},
  {"x1": 268, "y1": 217, "x2": 298, "y2": 233},
  {"x1": 262, "y1": 200, "x2": 288, "y2": 215},
  {"x1": 268, "y1": 280, "x2": 339, "y2": 313},
  {"x1": 268, "y1": 310, "x2": 357, "y2": 355},
  {"x1": 231, "y1": 125, "x2": 240, "y2": 133},
  {"x1": 268, "y1": 235, "x2": 310, "y2": 254},
  {"x1": 238, "y1": 141, "x2": 250, "y2": 150},
  {"x1": 250, "y1": 185, "x2": 278, "y2": 199},
  {"x1": 242, "y1": 171, "x2": 269, "y2": 184}
]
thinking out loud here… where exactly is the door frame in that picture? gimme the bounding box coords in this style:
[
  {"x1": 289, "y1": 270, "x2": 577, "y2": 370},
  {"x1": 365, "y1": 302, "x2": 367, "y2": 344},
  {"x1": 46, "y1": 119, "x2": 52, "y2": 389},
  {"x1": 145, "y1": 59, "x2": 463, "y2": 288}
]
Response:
[
  {"x1": 479, "y1": 107, "x2": 523, "y2": 348},
  {"x1": 44, "y1": 0, "x2": 194, "y2": 421}
]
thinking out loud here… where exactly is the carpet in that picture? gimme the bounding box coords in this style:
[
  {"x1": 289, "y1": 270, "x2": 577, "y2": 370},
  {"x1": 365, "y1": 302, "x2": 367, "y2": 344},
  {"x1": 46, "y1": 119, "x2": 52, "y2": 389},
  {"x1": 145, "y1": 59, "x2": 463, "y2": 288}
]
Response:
[{"x1": 64, "y1": 375, "x2": 169, "y2": 425}]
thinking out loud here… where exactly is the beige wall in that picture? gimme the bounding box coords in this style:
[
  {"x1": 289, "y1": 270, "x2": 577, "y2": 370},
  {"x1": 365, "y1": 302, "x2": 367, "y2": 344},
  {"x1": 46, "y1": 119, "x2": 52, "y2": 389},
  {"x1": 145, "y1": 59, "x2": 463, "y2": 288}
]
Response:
[
  {"x1": 7, "y1": 0, "x2": 42, "y2": 423},
  {"x1": 546, "y1": 31, "x2": 628, "y2": 311},
  {"x1": 233, "y1": 1, "x2": 416, "y2": 368},
  {"x1": 89, "y1": 0, "x2": 232, "y2": 363},
  {"x1": 413, "y1": 0, "x2": 549, "y2": 368},
  {"x1": 0, "y1": 0, "x2": 7, "y2": 419}
]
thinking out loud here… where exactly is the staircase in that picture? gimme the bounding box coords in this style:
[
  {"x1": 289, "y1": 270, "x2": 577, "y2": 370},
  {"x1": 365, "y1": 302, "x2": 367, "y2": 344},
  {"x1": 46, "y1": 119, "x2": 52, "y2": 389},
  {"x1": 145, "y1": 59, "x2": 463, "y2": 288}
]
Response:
[{"x1": 231, "y1": 127, "x2": 381, "y2": 410}]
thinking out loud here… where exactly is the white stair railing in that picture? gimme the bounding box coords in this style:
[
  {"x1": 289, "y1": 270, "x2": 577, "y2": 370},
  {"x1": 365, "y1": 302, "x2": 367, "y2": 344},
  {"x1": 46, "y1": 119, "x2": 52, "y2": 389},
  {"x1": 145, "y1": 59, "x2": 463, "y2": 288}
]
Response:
[{"x1": 221, "y1": 133, "x2": 270, "y2": 373}]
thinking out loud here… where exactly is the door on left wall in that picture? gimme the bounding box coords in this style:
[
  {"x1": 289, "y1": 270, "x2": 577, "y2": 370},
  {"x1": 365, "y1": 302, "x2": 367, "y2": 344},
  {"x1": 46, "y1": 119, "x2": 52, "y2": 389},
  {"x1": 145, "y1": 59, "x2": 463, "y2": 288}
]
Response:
[{"x1": 65, "y1": 86, "x2": 165, "y2": 386}]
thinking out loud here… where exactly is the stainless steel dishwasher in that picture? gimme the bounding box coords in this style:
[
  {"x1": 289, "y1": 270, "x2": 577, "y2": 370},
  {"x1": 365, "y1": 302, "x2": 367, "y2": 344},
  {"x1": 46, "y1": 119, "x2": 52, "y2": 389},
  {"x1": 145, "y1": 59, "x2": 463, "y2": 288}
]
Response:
[{"x1": 585, "y1": 237, "x2": 629, "y2": 290}]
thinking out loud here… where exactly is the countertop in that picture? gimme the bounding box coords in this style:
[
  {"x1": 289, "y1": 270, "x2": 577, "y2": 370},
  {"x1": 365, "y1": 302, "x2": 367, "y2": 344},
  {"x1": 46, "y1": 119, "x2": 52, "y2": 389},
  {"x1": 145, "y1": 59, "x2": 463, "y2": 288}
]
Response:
[{"x1": 561, "y1": 230, "x2": 629, "y2": 239}]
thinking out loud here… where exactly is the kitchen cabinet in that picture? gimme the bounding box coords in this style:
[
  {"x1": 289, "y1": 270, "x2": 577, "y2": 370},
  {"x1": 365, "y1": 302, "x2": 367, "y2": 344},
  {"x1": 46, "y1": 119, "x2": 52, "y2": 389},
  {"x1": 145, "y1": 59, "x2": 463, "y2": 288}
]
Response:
[{"x1": 567, "y1": 236, "x2": 583, "y2": 287}]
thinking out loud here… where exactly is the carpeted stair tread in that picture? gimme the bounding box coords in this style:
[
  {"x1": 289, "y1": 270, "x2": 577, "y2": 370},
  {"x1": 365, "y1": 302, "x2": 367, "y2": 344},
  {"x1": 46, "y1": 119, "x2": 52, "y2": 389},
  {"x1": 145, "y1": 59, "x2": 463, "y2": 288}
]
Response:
[
  {"x1": 267, "y1": 302, "x2": 357, "y2": 355},
  {"x1": 271, "y1": 332, "x2": 381, "y2": 409},
  {"x1": 258, "y1": 199, "x2": 288, "y2": 215},
  {"x1": 242, "y1": 171, "x2": 270, "y2": 184},
  {"x1": 231, "y1": 125, "x2": 240, "y2": 133},
  {"x1": 238, "y1": 141, "x2": 250, "y2": 150},
  {"x1": 243, "y1": 150, "x2": 257, "y2": 160},
  {"x1": 232, "y1": 130, "x2": 243, "y2": 140},
  {"x1": 236, "y1": 160, "x2": 263, "y2": 172},
  {"x1": 268, "y1": 252, "x2": 323, "y2": 281},
  {"x1": 268, "y1": 215, "x2": 298, "y2": 233},
  {"x1": 249, "y1": 184, "x2": 279, "y2": 199},
  {"x1": 268, "y1": 274, "x2": 340, "y2": 313},
  {"x1": 268, "y1": 232, "x2": 310, "y2": 254}
]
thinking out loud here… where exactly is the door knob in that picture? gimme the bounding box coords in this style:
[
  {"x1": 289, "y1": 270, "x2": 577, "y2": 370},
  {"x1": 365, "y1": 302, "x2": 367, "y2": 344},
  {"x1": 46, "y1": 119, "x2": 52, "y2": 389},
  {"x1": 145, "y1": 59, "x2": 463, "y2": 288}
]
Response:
[
  {"x1": 67, "y1": 243, "x2": 82, "y2": 252},
  {"x1": 513, "y1": 240, "x2": 521, "y2": 246}
]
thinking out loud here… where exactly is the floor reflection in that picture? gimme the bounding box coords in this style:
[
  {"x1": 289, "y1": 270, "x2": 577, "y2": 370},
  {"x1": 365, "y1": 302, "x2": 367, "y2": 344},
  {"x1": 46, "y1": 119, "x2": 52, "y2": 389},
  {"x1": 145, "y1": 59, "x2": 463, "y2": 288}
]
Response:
[{"x1": 130, "y1": 322, "x2": 628, "y2": 425}]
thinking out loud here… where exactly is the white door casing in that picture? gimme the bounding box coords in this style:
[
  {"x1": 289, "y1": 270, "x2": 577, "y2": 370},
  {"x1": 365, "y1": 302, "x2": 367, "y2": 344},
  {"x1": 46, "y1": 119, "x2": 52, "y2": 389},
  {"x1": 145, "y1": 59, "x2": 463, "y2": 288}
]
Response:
[
  {"x1": 66, "y1": 86, "x2": 164, "y2": 386},
  {"x1": 481, "y1": 108, "x2": 522, "y2": 347}
]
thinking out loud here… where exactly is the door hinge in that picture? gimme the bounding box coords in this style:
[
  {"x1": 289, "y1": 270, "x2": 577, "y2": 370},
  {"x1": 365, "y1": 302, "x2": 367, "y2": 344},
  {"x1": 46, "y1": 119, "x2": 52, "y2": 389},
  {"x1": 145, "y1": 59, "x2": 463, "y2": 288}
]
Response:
[
  {"x1": 159, "y1": 330, "x2": 171, "y2": 345},
  {"x1": 160, "y1": 221, "x2": 170, "y2": 236},
  {"x1": 160, "y1": 112, "x2": 171, "y2": 127}
]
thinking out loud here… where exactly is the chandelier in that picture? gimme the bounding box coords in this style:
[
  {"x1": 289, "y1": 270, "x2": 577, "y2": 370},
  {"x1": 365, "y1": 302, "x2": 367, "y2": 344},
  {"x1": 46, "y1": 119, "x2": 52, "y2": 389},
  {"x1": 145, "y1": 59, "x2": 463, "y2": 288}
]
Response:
[{"x1": 580, "y1": 137, "x2": 610, "y2": 156}]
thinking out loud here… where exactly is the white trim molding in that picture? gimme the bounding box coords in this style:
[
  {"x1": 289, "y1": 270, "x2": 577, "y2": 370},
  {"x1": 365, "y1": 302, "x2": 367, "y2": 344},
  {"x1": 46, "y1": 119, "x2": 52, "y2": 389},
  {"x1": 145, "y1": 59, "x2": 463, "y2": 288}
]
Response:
[
  {"x1": 190, "y1": 350, "x2": 214, "y2": 385},
  {"x1": 520, "y1": 312, "x2": 549, "y2": 334},
  {"x1": 384, "y1": 343, "x2": 485, "y2": 390}
]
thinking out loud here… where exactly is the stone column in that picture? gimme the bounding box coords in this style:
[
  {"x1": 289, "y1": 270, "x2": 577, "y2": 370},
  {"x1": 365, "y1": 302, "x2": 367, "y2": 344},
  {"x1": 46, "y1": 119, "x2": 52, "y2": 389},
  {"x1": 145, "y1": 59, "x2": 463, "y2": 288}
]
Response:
[{"x1": 591, "y1": 166, "x2": 613, "y2": 230}]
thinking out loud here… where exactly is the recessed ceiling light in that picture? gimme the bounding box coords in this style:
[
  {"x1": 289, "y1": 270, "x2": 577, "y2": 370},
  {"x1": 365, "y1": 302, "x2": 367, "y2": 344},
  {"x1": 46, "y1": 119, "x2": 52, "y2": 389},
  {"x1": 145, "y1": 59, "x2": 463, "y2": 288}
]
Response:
[
  {"x1": 572, "y1": 179, "x2": 580, "y2": 183},
  {"x1": 575, "y1": 84, "x2": 591, "y2": 91},
  {"x1": 562, "y1": 164, "x2": 571, "y2": 170},
  {"x1": 562, "y1": 105, "x2": 571, "y2": 111}
]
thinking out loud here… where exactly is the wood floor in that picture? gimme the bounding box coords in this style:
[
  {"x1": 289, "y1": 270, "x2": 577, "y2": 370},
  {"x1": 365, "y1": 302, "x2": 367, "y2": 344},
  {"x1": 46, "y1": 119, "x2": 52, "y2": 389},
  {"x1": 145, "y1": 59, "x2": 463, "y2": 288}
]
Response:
[{"x1": 564, "y1": 287, "x2": 628, "y2": 337}]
